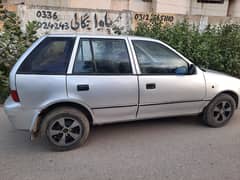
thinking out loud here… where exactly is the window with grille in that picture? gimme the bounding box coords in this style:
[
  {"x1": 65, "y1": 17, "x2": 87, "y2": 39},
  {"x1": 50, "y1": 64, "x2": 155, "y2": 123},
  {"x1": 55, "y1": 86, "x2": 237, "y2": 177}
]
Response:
[{"x1": 197, "y1": 0, "x2": 224, "y2": 3}]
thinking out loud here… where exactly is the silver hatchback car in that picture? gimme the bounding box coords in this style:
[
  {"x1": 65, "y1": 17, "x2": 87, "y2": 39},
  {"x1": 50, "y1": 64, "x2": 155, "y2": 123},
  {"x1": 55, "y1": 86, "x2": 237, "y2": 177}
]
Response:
[{"x1": 4, "y1": 34, "x2": 240, "y2": 150}]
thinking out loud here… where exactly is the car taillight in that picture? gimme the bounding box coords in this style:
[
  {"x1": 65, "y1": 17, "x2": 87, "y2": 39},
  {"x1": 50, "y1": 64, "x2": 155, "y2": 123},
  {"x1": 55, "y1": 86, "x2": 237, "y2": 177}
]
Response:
[{"x1": 10, "y1": 90, "x2": 20, "y2": 102}]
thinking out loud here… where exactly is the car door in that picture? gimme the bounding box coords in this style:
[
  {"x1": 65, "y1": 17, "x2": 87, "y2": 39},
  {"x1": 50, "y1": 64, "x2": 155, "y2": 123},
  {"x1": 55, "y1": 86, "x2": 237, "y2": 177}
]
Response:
[
  {"x1": 15, "y1": 36, "x2": 76, "y2": 109},
  {"x1": 67, "y1": 37, "x2": 138, "y2": 124},
  {"x1": 130, "y1": 38, "x2": 206, "y2": 119}
]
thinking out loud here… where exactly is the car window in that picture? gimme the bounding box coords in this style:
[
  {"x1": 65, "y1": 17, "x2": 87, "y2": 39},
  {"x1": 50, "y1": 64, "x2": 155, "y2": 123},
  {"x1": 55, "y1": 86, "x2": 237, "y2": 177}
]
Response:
[
  {"x1": 74, "y1": 40, "x2": 95, "y2": 73},
  {"x1": 132, "y1": 40, "x2": 188, "y2": 75},
  {"x1": 73, "y1": 38, "x2": 132, "y2": 74},
  {"x1": 17, "y1": 37, "x2": 75, "y2": 74}
]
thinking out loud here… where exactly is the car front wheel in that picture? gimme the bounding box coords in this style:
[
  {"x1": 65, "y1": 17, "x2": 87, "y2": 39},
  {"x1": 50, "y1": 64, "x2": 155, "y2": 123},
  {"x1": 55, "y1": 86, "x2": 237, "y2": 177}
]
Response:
[{"x1": 203, "y1": 94, "x2": 236, "y2": 127}]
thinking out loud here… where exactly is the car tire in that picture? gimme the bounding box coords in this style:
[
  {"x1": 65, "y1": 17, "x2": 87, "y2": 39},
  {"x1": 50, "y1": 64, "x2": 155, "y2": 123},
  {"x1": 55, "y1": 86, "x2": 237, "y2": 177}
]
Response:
[
  {"x1": 41, "y1": 107, "x2": 90, "y2": 151},
  {"x1": 203, "y1": 94, "x2": 236, "y2": 127}
]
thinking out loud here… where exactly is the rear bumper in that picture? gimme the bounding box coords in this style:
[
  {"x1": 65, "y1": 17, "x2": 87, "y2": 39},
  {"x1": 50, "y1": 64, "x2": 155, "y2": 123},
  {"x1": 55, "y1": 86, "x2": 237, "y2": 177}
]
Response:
[{"x1": 4, "y1": 96, "x2": 39, "y2": 131}]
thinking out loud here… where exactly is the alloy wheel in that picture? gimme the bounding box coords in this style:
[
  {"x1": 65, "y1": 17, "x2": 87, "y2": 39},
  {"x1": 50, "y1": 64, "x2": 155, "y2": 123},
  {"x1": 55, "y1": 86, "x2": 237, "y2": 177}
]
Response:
[
  {"x1": 47, "y1": 117, "x2": 83, "y2": 147},
  {"x1": 213, "y1": 101, "x2": 232, "y2": 123}
]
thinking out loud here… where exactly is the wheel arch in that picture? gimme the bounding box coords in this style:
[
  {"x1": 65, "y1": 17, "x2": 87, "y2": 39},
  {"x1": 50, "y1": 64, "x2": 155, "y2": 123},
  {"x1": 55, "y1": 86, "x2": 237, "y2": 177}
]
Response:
[
  {"x1": 205, "y1": 90, "x2": 239, "y2": 111},
  {"x1": 218, "y1": 90, "x2": 239, "y2": 108},
  {"x1": 202, "y1": 90, "x2": 238, "y2": 127},
  {"x1": 31, "y1": 101, "x2": 94, "y2": 138}
]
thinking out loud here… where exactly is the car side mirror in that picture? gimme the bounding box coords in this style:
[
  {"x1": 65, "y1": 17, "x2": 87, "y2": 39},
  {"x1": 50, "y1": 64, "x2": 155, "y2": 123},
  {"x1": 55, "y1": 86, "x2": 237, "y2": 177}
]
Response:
[{"x1": 188, "y1": 64, "x2": 196, "y2": 75}]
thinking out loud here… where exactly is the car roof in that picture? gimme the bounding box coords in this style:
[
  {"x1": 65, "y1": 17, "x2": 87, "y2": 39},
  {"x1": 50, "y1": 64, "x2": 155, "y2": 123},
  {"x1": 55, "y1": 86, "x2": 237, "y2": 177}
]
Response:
[{"x1": 44, "y1": 33, "x2": 156, "y2": 41}]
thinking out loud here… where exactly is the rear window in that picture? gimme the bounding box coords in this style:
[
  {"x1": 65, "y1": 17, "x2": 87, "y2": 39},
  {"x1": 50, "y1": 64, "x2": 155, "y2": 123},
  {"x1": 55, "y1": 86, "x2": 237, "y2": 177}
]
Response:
[{"x1": 17, "y1": 37, "x2": 75, "y2": 74}]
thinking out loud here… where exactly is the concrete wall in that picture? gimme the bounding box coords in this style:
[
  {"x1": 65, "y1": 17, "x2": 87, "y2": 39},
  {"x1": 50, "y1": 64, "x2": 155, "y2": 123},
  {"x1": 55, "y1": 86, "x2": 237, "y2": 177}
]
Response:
[
  {"x1": 190, "y1": 0, "x2": 229, "y2": 16},
  {"x1": 23, "y1": 0, "x2": 152, "y2": 12},
  {"x1": 228, "y1": 0, "x2": 240, "y2": 17},
  {"x1": 3, "y1": 0, "x2": 23, "y2": 4},
  {"x1": 4, "y1": 0, "x2": 240, "y2": 17},
  {"x1": 24, "y1": 0, "x2": 69, "y2": 7},
  {"x1": 17, "y1": 5, "x2": 132, "y2": 35},
  {"x1": 129, "y1": 0, "x2": 152, "y2": 12},
  {"x1": 70, "y1": 0, "x2": 111, "y2": 9},
  {"x1": 111, "y1": 0, "x2": 129, "y2": 11},
  {"x1": 151, "y1": 0, "x2": 231, "y2": 17},
  {"x1": 15, "y1": 4, "x2": 240, "y2": 36},
  {"x1": 24, "y1": 0, "x2": 112, "y2": 9},
  {"x1": 152, "y1": 0, "x2": 190, "y2": 14}
]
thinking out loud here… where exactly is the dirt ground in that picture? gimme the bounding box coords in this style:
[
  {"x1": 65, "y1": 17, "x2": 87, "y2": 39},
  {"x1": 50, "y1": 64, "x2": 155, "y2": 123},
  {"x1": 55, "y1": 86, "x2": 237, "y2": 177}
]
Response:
[{"x1": 0, "y1": 108, "x2": 240, "y2": 180}]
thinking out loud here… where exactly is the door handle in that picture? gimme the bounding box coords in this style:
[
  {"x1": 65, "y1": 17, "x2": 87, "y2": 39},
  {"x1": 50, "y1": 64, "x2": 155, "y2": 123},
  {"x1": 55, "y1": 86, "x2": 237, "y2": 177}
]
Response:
[
  {"x1": 146, "y1": 83, "x2": 156, "y2": 89},
  {"x1": 77, "y1": 84, "x2": 89, "y2": 91}
]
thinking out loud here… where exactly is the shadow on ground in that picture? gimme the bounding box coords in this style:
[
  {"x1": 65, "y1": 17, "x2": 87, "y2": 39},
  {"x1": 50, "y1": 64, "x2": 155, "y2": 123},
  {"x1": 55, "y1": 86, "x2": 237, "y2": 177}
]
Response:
[{"x1": 1, "y1": 115, "x2": 204, "y2": 153}]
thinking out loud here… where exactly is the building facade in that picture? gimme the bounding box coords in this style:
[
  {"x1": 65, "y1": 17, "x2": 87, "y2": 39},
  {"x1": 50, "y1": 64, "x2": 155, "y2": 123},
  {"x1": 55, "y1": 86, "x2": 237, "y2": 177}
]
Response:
[{"x1": 3, "y1": 0, "x2": 240, "y2": 17}]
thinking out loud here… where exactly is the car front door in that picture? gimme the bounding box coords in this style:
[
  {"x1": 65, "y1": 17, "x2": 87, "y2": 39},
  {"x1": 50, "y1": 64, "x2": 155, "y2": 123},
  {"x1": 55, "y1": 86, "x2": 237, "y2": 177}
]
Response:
[
  {"x1": 67, "y1": 37, "x2": 138, "y2": 124},
  {"x1": 130, "y1": 38, "x2": 206, "y2": 119}
]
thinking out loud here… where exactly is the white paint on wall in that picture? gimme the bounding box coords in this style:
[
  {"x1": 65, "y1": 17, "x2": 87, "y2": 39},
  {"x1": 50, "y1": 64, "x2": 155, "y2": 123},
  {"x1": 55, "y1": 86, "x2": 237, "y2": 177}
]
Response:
[
  {"x1": 17, "y1": 5, "x2": 131, "y2": 35},
  {"x1": 199, "y1": 16, "x2": 208, "y2": 32}
]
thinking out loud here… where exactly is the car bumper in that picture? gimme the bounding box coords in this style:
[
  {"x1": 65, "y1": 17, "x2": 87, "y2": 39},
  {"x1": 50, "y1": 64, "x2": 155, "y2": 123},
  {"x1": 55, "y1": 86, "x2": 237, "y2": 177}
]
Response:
[{"x1": 4, "y1": 96, "x2": 39, "y2": 131}]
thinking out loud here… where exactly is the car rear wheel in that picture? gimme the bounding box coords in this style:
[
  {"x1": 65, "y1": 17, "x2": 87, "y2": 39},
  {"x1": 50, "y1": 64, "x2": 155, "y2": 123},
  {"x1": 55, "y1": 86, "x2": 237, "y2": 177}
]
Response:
[
  {"x1": 41, "y1": 107, "x2": 90, "y2": 150},
  {"x1": 203, "y1": 94, "x2": 236, "y2": 127}
]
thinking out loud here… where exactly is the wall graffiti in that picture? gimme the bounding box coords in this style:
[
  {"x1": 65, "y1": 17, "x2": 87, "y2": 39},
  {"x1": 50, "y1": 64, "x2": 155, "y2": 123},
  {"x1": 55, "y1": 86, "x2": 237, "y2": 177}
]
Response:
[
  {"x1": 134, "y1": 13, "x2": 175, "y2": 23},
  {"x1": 68, "y1": 12, "x2": 117, "y2": 31},
  {"x1": 17, "y1": 6, "x2": 176, "y2": 35},
  {"x1": 36, "y1": 10, "x2": 58, "y2": 20},
  {"x1": 37, "y1": 21, "x2": 69, "y2": 30},
  {"x1": 26, "y1": 8, "x2": 126, "y2": 34}
]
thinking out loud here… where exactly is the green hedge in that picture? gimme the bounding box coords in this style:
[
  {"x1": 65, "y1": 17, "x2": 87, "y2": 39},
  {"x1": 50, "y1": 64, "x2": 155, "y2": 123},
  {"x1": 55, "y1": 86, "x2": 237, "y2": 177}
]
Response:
[
  {"x1": 133, "y1": 19, "x2": 240, "y2": 78},
  {"x1": 0, "y1": 8, "x2": 38, "y2": 103}
]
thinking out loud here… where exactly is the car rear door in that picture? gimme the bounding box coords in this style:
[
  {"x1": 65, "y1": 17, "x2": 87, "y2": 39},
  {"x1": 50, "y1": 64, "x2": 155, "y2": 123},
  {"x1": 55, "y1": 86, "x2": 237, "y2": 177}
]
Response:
[
  {"x1": 129, "y1": 38, "x2": 206, "y2": 119},
  {"x1": 15, "y1": 35, "x2": 76, "y2": 109},
  {"x1": 67, "y1": 36, "x2": 138, "y2": 124}
]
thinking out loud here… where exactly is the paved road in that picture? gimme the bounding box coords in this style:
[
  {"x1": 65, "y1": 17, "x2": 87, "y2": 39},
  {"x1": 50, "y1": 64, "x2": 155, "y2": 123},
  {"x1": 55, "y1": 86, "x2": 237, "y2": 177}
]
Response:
[{"x1": 0, "y1": 107, "x2": 240, "y2": 180}]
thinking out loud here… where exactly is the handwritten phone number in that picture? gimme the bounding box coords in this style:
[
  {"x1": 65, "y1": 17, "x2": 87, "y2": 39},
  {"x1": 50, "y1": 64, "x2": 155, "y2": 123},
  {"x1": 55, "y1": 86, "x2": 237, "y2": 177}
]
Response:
[
  {"x1": 36, "y1": 10, "x2": 58, "y2": 20},
  {"x1": 37, "y1": 21, "x2": 70, "y2": 30},
  {"x1": 134, "y1": 13, "x2": 174, "y2": 22}
]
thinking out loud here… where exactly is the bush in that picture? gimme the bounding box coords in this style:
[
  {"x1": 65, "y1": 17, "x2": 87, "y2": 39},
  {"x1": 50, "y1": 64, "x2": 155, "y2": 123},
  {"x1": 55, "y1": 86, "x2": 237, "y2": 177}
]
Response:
[
  {"x1": 0, "y1": 7, "x2": 38, "y2": 103},
  {"x1": 133, "y1": 18, "x2": 240, "y2": 78}
]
